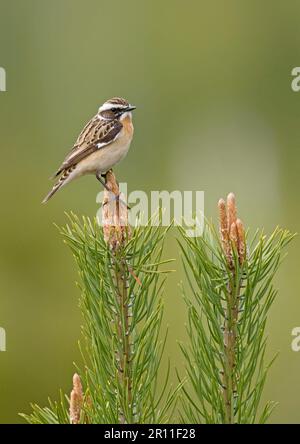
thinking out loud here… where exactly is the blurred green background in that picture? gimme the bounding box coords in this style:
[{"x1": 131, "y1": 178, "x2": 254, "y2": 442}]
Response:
[{"x1": 0, "y1": 0, "x2": 300, "y2": 423}]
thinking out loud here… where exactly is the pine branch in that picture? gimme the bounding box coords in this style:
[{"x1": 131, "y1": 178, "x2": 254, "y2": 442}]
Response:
[
  {"x1": 219, "y1": 194, "x2": 244, "y2": 423},
  {"x1": 102, "y1": 171, "x2": 133, "y2": 422},
  {"x1": 21, "y1": 171, "x2": 177, "y2": 424},
  {"x1": 178, "y1": 193, "x2": 294, "y2": 424}
]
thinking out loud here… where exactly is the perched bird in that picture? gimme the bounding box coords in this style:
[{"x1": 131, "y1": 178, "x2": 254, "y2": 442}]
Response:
[{"x1": 42, "y1": 97, "x2": 136, "y2": 203}]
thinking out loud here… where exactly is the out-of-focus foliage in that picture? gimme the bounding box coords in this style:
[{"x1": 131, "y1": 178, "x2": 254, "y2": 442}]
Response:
[{"x1": 0, "y1": 0, "x2": 299, "y2": 423}]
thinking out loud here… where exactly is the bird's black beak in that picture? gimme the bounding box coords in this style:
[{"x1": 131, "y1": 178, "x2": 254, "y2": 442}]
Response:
[{"x1": 126, "y1": 105, "x2": 136, "y2": 112}]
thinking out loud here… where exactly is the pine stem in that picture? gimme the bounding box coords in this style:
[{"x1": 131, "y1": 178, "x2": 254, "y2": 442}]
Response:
[
  {"x1": 102, "y1": 170, "x2": 132, "y2": 423},
  {"x1": 222, "y1": 277, "x2": 240, "y2": 424},
  {"x1": 115, "y1": 259, "x2": 132, "y2": 423},
  {"x1": 219, "y1": 194, "x2": 244, "y2": 424}
]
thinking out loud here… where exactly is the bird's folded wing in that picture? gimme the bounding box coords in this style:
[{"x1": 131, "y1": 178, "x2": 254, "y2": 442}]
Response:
[{"x1": 55, "y1": 118, "x2": 123, "y2": 176}]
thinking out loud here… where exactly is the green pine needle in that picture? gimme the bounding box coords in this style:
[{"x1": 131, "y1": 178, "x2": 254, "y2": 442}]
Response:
[
  {"x1": 21, "y1": 213, "x2": 177, "y2": 424},
  {"x1": 178, "y1": 221, "x2": 294, "y2": 424}
]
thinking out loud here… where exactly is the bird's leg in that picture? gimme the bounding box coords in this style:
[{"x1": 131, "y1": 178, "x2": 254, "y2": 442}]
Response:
[
  {"x1": 96, "y1": 172, "x2": 111, "y2": 193},
  {"x1": 96, "y1": 172, "x2": 130, "y2": 210}
]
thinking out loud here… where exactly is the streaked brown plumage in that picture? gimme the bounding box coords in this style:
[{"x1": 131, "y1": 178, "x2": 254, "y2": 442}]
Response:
[{"x1": 42, "y1": 97, "x2": 135, "y2": 203}]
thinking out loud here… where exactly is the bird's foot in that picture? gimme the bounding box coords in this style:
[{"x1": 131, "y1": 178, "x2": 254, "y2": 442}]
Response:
[
  {"x1": 97, "y1": 171, "x2": 130, "y2": 210},
  {"x1": 102, "y1": 193, "x2": 131, "y2": 210}
]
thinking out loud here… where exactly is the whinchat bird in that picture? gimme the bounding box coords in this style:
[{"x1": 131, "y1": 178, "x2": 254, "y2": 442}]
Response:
[{"x1": 42, "y1": 97, "x2": 136, "y2": 203}]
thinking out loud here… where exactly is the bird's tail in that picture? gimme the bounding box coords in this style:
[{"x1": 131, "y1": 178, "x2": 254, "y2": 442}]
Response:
[
  {"x1": 42, "y1": 166, "x2": 77, "y2": 204},
  {"x1": 42, "y1": 180, "x2": 65, "y2": 204}
]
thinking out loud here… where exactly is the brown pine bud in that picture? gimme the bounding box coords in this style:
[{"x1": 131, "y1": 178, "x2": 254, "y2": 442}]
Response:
[
  {"x1": 218, "y1": 198, "x2": 228, "y2": 241},
  {"x1": 229, "y1": 222, "x2": 238, "y2": 250},
  {"x1": 227, "y1": 193, "x2": 237, "y2": 231},
  {"x1": 101, "y1": 170, "x2": 131, "y2": 249},
  {"x1": 70, "y1": 373, "x2": 83, "y2": 424},
  {"x1": 217, "y1": 193, "x2": 247, "y2": 270},
  {"x1": 218, "y1": 198, "x2": 231, "y2": 265},
  {"x1": 236, "y1": 218, "x2": 246, "y2": 264}
]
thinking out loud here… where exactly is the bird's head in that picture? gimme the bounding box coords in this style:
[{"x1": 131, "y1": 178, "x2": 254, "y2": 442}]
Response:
[{"x1": 98, "y1": 97, "x2": 136, "y2": 120}]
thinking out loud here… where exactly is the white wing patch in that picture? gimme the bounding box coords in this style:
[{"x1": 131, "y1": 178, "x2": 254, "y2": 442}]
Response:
[
  {"x1": 96, "y1": 129, "x2": 121, "y2": 149},
  {"x1": 96, "y1": 142, "x2": 108, "y2": 149}
]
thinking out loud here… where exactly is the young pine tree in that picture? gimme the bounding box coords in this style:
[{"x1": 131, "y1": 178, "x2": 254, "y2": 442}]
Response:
[
  {"x1": 179, "y1": 193, "x2": 294, "y2": 424},
  {"x1": 22, "y1": 172, "x2": 178, "y2": 424}
]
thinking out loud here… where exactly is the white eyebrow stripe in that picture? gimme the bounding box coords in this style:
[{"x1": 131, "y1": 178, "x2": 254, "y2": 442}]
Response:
[{"x1": 98, "y1": 102, "x2": 127, "y2": 112}]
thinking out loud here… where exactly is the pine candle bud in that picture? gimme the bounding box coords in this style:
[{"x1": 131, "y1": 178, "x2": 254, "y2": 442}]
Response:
[
  {"x1": 218, "y1": 198, "x2": 231, "y2": 265},
  {"x1": 101, "y1": 170, "x2": 131, "y2": 249},
  {"x1": 229, "y1": 221, "x2": 238, "y2": 247},
  {"x1": 236, "y1": 218, "x2": 246, "y2": 264},
  {"x1": 218, "y1": 198, "x2": 228, "y2": 240},
  {"x1": 218, "y1": 193, "x2": 247, "y2": 268},
  {"x1": 70, "y1": 373, "x2": 83, "y2": 424},
  {"x1": 227, "y1": 192, "x2": 237, "y2": 230}
]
